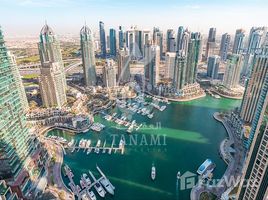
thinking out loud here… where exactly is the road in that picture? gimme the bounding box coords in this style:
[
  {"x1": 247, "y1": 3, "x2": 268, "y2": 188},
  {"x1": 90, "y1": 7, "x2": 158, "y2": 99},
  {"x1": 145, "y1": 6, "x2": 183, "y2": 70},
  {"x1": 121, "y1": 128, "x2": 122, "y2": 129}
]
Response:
[{"x1": 19, "y1": 60, "x2": 82, "y2": 76}]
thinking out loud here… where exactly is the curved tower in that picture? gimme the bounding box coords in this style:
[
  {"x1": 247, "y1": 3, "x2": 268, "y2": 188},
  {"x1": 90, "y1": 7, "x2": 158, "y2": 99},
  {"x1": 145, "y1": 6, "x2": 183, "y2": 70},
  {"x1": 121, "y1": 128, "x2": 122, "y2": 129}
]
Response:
[
  {"x1": 38, "y1": 24, "x2": 67, "y2": 108},
  {"x1": 80, "y1": 25, "x2": 97, "y2": 86}
]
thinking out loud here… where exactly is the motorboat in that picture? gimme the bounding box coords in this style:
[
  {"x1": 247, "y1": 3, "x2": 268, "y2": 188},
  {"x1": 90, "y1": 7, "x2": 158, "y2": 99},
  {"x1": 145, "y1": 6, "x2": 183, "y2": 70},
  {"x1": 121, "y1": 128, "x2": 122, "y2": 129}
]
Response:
[
  {"x1": 94, "y1": 182, "x2": 106, "y2": 197},
  {"x1": 151, "y1": 164, "x2": 156, "y2": 180}
]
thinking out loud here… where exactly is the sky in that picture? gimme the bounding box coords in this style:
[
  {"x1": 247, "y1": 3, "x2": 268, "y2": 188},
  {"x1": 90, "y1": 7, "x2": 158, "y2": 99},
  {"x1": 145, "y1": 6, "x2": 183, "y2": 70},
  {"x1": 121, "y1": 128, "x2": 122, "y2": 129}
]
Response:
[{"x1": 1, "y1": 0, "x2": 268, "y2": 37}]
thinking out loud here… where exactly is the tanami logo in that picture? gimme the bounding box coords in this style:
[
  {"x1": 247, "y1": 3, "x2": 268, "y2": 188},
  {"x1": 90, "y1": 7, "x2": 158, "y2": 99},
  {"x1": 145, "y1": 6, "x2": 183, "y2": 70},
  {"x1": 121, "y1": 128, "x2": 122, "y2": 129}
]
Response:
[{"x1": 110, "y1": 134, "x2": 167, "y2": 146}]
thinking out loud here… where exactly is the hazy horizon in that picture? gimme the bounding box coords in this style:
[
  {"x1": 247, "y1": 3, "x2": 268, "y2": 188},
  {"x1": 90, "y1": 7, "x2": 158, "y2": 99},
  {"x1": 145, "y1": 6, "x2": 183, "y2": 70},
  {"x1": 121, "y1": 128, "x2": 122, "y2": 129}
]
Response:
[{"x1": 1, "y1": 0, "x2": 268, "y2": 37}]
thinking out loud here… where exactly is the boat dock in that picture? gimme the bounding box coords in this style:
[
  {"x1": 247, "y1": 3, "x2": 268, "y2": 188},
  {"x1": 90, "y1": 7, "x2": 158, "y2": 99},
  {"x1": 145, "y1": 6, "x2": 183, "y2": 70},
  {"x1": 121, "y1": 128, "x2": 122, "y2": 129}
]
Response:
[
  {"x1": 66, "y1": 138, "x2": 125, "y2": 155},
  {"x1": 64, "y1": 165, "x2": 115, "y2": 200}
]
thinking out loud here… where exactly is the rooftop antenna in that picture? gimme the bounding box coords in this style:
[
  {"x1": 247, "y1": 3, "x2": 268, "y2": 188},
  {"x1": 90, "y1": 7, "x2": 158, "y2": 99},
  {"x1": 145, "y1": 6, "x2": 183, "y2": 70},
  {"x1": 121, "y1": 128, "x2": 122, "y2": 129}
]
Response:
[{"x1": 45, "y1": 19, "x2": 47, "y2": 25}]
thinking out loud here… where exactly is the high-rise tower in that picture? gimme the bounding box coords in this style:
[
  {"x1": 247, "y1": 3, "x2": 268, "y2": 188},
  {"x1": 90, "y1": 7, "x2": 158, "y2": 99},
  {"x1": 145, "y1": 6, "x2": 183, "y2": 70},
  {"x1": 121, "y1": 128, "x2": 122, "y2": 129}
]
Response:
[
  {"x1": 223, "y1": 54, "x2": 243, "y2": 89},
  {"x1": 38, "y1": 24, "x2": 67, "y2": 108},
  {"x1": 233, "y1": 29, "x2": 245, "y2": 54},
  {"x1": 220, "y1": 33, "x2": 231, "y2": 61},
  {"x1": 109, "y1": 28, "x2": 117, "y2": 57},
  {"x1": 237, "y1": 84, "x2": 268, "y2": 199},
  {"x1": 80, "y1": 25, "x2": 97, "y2": 87},
  {"x1": 0, "y1": 26, "x2": 35, "y2": 198},
  {"x1": 207, "y1": 55, "x2": 220, "y2": 79},
  {"x1": 99, "y1": 21, "x2": 107, "y2": 57}
]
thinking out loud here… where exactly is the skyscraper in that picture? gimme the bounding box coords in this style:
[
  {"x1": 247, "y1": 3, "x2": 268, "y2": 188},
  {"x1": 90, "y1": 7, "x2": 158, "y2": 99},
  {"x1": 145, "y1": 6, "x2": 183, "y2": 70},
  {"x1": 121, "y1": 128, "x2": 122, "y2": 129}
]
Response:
[
  {"x1": 247, "y1": 27, "x2": 267, "y2": 54},
  {"x1": 8, "y1": 52, "x2": 29, "y2": 112},
  {"x1": 173, "y1": 53, "x2": 187, "y2": 91},
  {"x1": 126, "y1": 26, "x2": 143, "y2": 59},
  {"x1": 236, "y1": 84, "x2": 268, "y2": 200},
  {"x1": 240, "y1": 51, "x2": 268, "y2": 124},
  {"x1": 205, "y1": 27, "x2": 217, "y2": 59},
  {"x1": 165, "y1": 52, "x2": 176, "y2": 80},
  {"x1": 223, "y1": 54, "x2": 243, "y2": 89},
  {"x1": 118, "y1": 47, "x2": 130, "y2": 84},
  {"x1": 153, "y1": 27, "x2": 163, "y2": 59},
  {"x1": 99, "y1": 21, "x2": 106, "y2": 57},
  {"x1": 207, "y1": 55, "x2": 220, "y2": 79},
  {"x1": 208, "y1": 27, "x2": 216, "y2": 43},
  {"x1": 103, "y1": 59, "x2": 117, "y2": 87},
  {"x1": 176, "y1": 26, "x2": 184, "y2": 52},
  {"x1": 80, "y1": 25, "x2": 97, "y2": 87},
  {"x1": 232, "y1": 29, "x2": 245, "y2": 54},
  {"x1": 109, "y1": 28, "x2": 117, "y2": 57},
  {"x1": 119, "y1": 26, "x2": 125, "y2": 49},
  {"x1": 0, "y1": 26, "x2": 34, "y2": 197},
  {"x1": 219, "y1": 33, "x2": 231, "y2": 61},
  {"x1": 38, "y1": 24, "x2": 67, "y2": 108},
  {"x1": 144, "y1": 45, "x2": 160, "y2": 87},
  {"x1": 166, "y1": 29, "x2": 176, "y2": 52},
  {"x1": 185, "y1": 32, "x2": 201, "y2": 84},
  {"x1": 180, "y1": 29, "x2": 191, "y2": 56}
]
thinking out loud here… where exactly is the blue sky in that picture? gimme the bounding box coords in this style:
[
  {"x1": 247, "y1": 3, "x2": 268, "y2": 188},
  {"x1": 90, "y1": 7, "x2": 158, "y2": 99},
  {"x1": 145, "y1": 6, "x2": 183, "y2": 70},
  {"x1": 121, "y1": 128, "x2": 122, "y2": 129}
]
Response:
[{"x1": 1, "y1": 0, "x2": 268, "y2": 37}]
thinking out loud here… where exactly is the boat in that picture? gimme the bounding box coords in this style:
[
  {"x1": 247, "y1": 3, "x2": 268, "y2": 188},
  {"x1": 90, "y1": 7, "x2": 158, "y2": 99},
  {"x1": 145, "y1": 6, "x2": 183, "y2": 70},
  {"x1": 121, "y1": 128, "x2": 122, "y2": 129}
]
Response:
[
  {"x1": 147, "y1": 112, "x2": 154, "y2": 119},
  {"x1": 82, "y1": 173, "x2": 91, "y2": 186},
  {"x1": 102, "y1": 140, "x2": 106, "y2": 153},
  {"x1": 87, "y1": 147, "x2": 92, "y2": 154},
  {"x1": 80, "y1": 179, "x2": 86, "y2": 189},
  {"x1": 81, "y1": 192, "x2": 90, "y2": 200},
  {"x1": 87, "y1": 191, "x2": 97, "y2": 200},
  {"x1": 127, "y1": 124, "x2": 134, "y2": 133},
  {"x1": 214, "y1": 94, "x2": 221, "y2": 99},
  {"x1": 68, "y1": 139, "x2": 75, "y2": 147},
  {"x1": 95, "y1": 140, "x2": 101, "y2": 153},
  {"x1": 94, "y1": 182, "x2": 106, "y2": 197},
  {"x1": 151, "y1": 164, "x2": 156, "y2": 180},
  {"x1": 100, "y1": 178, "x2": 114, "y2": 195},
  {"x1": 177, "y1": 171, "x2": 181, "y2": 179},
  {"x1": 197, "y1": 159, "x2": 214, "y2": 175},
  {"x1": 86, "y1": 140, "x2": 91, "y2": 149}
]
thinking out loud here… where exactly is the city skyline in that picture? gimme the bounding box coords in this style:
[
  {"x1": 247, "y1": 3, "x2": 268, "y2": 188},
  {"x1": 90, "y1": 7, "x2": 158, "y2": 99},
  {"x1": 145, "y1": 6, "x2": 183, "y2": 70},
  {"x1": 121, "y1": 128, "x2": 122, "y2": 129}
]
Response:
[{"x1": 1, "y1": 0, "x2": 268, "y2": 37}]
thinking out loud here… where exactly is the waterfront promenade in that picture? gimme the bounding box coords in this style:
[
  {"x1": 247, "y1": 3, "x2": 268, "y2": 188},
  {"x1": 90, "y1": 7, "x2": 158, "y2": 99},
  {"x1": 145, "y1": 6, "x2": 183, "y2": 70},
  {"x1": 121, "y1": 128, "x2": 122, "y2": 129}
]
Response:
[
  {"x1": 45, "y1": 139, "x2": 74, "y2": 200},
  {"x1": 191, "y1": 112, "x2": 246, "y2": 200}
]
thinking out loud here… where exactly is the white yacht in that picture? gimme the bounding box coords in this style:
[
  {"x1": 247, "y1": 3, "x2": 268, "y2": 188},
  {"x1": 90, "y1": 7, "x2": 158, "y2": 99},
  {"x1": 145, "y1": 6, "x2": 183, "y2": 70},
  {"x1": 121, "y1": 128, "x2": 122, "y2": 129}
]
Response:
[
  {"x1": 87, "y1": 191, "x2": 96, "y2": 200},
  {"x1": 177, "y1": 171, "x2": 181, "y2": 179},
  {"x1": 151, "y1": 165, "x2": 156, "y2": 180},
  {"x1": 100, "y1": 178, "x2": 114, "y2": 195},
  {"x1": 94, "y1": 182, "x2": 106, "y2": 197}
]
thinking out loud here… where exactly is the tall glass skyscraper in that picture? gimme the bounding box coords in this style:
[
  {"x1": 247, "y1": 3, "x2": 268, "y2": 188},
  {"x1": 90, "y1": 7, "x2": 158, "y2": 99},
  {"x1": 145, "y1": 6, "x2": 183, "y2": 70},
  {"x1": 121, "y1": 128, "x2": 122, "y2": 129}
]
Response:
[
  {"x1": 205, "y1": 27, "x2": 217, "y2": 59},
  {"x1": 80, "y1": 25, "x2": 97, "y2": 87},
  {"x1": 119, "y1": 26, "x2": 125, "y2": 49},
  {"x1": 207, "y1": 55, "x2": 220, "y2": 79},
  {"x1": 223, "y1": 54, "x2": 243, "y2": 89},
  {"x1": 38, "y1": 24, "x2": 67, "y2": 108},
  {"x1": 232, "y1": 29, "x2": 245, "y2": 54},
  {"x1": 176, "y1": 26, "x2": 184, "y2": 52},
  {"x1": 118, "y1": 47, "x2": 130, "y2": 84},
  {"x1": 185, "y1": 32, "x2": 202, "y2": 84},
  {"x1": 109, "y1": 28, "x2": 117, "y2": 57},
  {"x1": 153, "y1": 27, "x2": 163, "y2": 59},
  {"x1": 0, "y1": 26, "x2": 34, "y2": 194},
  {"x1": 237, "y1": 83, "x2": 268, "y2": 199},
  {"x1": 99, "y1": 21, "x2": 106, "y2": 57},
  {"x1": 240, "y1": 50, "x2": 268, "y2": 125},
  {"x1": 173, "y1": 53, "x2": 187, "y2": 91},
  {"x1": 166, "y1": 29, "x2": 176, "y2": 52},
  {"x1": 219, "y1": 33, "x2": 231, "y2": 61}
]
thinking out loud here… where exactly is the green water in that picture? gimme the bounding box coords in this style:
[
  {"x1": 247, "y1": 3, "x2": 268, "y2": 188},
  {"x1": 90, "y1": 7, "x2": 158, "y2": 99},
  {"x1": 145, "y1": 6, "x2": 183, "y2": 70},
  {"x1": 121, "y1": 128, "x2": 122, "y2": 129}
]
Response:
[{"x1": 48, "y1": 96, "x2": 241, "y2": 200}]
